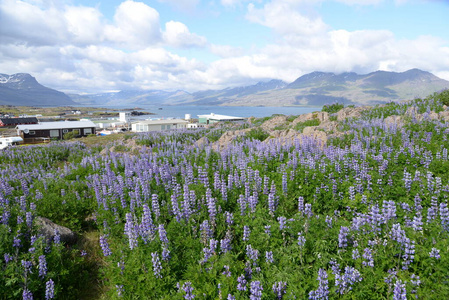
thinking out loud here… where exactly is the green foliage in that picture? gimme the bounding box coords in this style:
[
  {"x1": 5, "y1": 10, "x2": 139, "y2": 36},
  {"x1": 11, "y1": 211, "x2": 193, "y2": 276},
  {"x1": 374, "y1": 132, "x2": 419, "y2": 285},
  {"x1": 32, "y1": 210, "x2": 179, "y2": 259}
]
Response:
[
  {"x1": 246, "y1": 127, "x2": 270, "y2": 141},
  {"x1": 322, "y1": 102, "x2": 344, "y2": 114},
  {"x1": 294, "y1": 118, "x2": 320, "y2": 132},
  {"x1": 63, "y1": 131, "x2": 77, "y2": 140}
]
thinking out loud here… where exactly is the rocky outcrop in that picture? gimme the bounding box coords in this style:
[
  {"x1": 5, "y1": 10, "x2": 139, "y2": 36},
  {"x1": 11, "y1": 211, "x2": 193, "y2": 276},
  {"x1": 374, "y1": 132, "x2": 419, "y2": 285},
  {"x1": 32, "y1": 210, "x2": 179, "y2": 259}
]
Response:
[
  {"x1": 260, "y1": 115, "x2": 288, "y2": 131},
  {"x1": 213, "y1": 128, "x2": 251, "y2": 150},
  {"x1": 35, "y1": 216, "x2": 77, "y2": 245},
  {"x1": 337, "y1": 106, "x2": 370, "y2": 121}
]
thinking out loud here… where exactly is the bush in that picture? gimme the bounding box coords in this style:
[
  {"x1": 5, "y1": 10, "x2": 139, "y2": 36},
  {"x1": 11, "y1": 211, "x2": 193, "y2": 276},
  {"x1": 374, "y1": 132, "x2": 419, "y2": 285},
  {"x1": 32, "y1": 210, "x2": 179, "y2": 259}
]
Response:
[
  {"x1": 294, "y1": 118, "x2": 320, "y2": 132},
  {"x1": 322, "y1": 102, "x2": 344, "y2": 114},
  {"x1": 246, "y1": 127, "x2": 269, "y2": 141}
]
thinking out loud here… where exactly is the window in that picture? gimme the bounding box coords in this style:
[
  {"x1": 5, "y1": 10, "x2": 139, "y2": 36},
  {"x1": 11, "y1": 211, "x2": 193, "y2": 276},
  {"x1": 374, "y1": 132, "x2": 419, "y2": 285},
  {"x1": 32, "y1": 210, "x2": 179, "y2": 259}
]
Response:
[
  {"x1": 50, "y1": 130, "x2": 59, "y2": 137},
  {"x1": 29, "y1": 131, "x2": 35, "y2": 135},
  {"x1": 167, "y1": 125, "x2": 171, "y2": 130},
  {"x1": 63, "y1": 129, "x2": 69, "y2": 133},
  {"x1": 84, "y1": 128, "x2": 92, "y2": 135},
  {"x1": 161, "y1": 125, "x2": 166, "y2": 130}
]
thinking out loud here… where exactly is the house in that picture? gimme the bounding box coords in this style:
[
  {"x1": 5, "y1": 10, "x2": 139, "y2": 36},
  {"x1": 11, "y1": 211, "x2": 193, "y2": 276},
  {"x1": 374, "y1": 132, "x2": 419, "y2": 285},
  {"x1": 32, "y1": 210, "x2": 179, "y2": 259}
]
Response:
[
  {"x1": 0, "y1": 117, "x2": 38, "y2": 127},
  {"x1": 131, "y1": 119, "x2": 189, "y2": 132},
  {"x1": 16, "y1": 121, "x2": 96, "y2": 141},
  {"x1": 0, "y1": 136, "x2": 23, "y2": 149},
  {"x1": 197, "y1": 113, "x2": 245, "y2": 124}
]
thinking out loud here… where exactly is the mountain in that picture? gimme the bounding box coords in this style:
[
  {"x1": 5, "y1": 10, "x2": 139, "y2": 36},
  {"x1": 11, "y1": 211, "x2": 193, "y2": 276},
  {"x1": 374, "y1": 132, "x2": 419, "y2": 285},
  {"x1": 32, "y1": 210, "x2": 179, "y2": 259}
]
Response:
[
  {"x1": 0, "y1": 73, "x2": 76, "y2": 106},
  {"x1": 2, "y1": 69, "x2": 448, "y2": 107}
]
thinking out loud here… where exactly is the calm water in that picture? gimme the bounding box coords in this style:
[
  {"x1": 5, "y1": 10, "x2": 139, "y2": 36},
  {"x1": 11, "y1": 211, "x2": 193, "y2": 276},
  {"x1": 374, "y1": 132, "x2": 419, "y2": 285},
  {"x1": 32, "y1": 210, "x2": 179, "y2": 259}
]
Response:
[{"x1": 91, "y1": 104, "x2": 322, "y2": 119}]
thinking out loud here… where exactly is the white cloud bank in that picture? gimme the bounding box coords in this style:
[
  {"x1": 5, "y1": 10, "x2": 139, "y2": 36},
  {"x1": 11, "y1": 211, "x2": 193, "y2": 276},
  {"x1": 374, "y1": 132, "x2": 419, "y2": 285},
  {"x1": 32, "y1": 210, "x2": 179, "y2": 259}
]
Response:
[{"x1": 0, "y1": 0, "x2": 448, "y2": 93}]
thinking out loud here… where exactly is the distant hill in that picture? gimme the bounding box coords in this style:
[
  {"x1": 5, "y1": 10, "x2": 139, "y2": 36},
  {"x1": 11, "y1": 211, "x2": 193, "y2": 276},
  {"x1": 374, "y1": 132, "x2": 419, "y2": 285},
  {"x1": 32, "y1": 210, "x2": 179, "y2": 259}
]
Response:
[
  {"x1": 0, "y1": 73, "x2": 76, "y2": 106},
  {"x1": 2, "y1": 69, "x2": 448, "y2": 107}
]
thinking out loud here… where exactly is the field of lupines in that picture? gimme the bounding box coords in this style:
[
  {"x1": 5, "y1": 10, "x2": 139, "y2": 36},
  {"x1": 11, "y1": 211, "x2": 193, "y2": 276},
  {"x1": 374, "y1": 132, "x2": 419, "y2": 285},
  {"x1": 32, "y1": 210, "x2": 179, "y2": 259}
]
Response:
[{"x1": 1, "y1": 90, "x2": 449, "y2": 299}]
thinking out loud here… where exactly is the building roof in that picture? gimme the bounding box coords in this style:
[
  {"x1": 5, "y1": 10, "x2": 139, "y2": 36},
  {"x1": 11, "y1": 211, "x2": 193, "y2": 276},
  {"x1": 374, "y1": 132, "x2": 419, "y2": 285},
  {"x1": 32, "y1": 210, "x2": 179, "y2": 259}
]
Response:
[
  {"x1": 0, "y1": 117, "x2": 38, "y2": 125},
  {"x1": 16, "y1": 121, "x2": 96, "y2": 131},
  {"x1": 197, "y1": 113, "x2": 244, "y2": 121},
  {"x1": 133, "y1": 119, "x2": 189, "y2": 125}
]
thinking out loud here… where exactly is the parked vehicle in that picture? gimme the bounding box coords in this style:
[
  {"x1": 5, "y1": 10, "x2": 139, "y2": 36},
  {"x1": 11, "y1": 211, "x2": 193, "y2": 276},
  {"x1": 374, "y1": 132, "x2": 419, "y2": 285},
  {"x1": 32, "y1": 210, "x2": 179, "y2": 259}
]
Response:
[{"x1": 0, "y1": 136, "x2": 23, "y2": 149}]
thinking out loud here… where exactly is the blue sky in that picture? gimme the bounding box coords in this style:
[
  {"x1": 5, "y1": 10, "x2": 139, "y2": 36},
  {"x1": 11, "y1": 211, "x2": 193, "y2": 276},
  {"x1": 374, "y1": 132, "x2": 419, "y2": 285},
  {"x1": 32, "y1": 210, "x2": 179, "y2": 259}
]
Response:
[{"x1": 0, "y1": 0, "x2": 448, "y2": 93}]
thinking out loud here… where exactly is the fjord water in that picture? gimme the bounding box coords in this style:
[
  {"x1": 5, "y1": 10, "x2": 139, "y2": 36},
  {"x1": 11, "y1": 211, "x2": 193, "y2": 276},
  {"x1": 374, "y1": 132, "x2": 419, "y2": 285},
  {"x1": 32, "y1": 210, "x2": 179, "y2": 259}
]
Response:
[{"x1": 103, "y1": 104, "x2": 321, "y2": 119}]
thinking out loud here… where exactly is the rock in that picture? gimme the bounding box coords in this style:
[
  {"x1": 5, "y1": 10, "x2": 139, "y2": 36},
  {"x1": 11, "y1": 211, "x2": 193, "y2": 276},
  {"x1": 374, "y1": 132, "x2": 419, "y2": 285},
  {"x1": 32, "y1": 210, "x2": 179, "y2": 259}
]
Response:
[
  {"x1": 337, "y1": 106, "x2": 369, "y2": 121},
  {"x1": 261, "y1": 115, "x2": 288, "y2": 131},
  {"x1": 384, "y1": 115, "x2": 403, "y2": 127},
  {"x1": 213, "y1": 128, "x2": 251, "y2": 150},
  {"x1": 195, "y1": 136, "x2": 210, "y2": 148},
  {"x1": 35, "y1": 216, "x2": 77, "y2": 245},
  {"x1": 302, "y1": 126, "x2": 328, "y2": 145}
]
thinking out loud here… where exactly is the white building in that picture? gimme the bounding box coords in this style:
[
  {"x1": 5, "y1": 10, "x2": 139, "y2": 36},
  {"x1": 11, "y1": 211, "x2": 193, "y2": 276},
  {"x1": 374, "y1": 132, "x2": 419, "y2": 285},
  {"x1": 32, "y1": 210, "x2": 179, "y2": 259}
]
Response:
[
  {"x1": 131, "y1": 119, "x2": 189, "y2": 132},
  {"x1": 198, "y1": 113, "x2": 244, "y2": 124},
  {"x1": 119, "y1": 112, "x2": 131, "y2": 123}
]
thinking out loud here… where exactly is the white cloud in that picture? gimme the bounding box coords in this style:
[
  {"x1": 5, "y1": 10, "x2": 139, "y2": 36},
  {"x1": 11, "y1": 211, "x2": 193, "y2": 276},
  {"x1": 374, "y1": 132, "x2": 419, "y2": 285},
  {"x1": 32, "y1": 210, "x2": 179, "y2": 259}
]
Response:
[
  {"x1": 64, "y1": 6, "x2": 105, "y2": 45},
  {"x1": 210, "y1": 44, "x2": 245, "y2": 58},
  {"x1": 157, "y1": 0, "x2": 200, "y2": 11},
  {"x1": 246, "y1": 1, "x2": 328, "y2": 37},
  {"x1": 163, "y1": 21, "x2": 207, "y2": 48},
  {"x1": 104, "y1": 1, "x2": 162, "y2": 49}
]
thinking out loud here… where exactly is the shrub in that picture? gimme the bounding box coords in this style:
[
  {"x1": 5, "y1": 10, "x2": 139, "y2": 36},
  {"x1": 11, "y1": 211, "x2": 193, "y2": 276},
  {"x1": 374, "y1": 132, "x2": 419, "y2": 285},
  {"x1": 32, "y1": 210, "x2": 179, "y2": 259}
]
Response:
[
  {"x1": 322, "y1": 102, "x2": 345, "y2": 114},
  {"x1": 294, "y1": 118, "x2": 320, "y2": 132}
]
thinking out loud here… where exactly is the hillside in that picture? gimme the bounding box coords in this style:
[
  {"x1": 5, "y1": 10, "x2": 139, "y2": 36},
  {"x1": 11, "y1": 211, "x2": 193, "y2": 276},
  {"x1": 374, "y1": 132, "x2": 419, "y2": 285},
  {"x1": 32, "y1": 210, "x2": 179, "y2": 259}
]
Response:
[
  {"x1": 70, "y1": 69, "x2": 449, "y2": 107},
  {"x1": 1, "y1": 90, "x2": 449, "y2": 299},
  {"x1": 0, "y1": 73, "x2": 76, "y2": 106}
]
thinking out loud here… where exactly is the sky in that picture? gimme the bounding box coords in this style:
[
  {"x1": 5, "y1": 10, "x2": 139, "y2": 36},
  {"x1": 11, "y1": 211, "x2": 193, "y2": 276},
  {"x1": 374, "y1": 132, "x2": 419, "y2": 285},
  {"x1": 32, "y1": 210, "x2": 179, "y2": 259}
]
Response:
[{"x1": 0, "y1": 0, "x2": 448, "y2": 94}]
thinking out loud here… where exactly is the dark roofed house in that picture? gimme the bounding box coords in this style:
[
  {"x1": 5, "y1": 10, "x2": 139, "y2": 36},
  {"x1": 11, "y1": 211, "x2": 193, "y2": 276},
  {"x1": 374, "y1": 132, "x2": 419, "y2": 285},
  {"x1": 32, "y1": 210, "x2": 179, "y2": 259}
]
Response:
[
  {"x1": 0, "y1": 117, "x2": 39, "y2": 127},
  {"x1": 16, "y1": 121, "x2": 96, "y2": 143}
]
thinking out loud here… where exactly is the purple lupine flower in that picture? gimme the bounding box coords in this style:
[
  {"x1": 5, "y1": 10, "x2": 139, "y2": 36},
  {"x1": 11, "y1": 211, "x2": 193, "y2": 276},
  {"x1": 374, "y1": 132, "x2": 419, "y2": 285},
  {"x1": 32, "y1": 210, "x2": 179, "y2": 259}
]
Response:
[
  {"x1": 268, "y1": 193, "x2": 276, "y2": 216},
  {"x1": 220, "y1": 237, "x2": 232, "y2": 254},
  {"x1": 246, "y1": 244, "x2": 259, "y2": 262},
  {"x1": 162, "y1": 246, "x2": 171, "y2": 262},
  {"x1": 171, "y1": 194, "x2": 182, "y2": 223},
  {"x1": 116, "y1": 284, "x2": 124, "y2": 297},
  {"x1": 411, "y1": 214, "x2": 423, "y2": 231},
  {"x1": 151, "y1": 252, "x2": 163, "y2": 279},
  {"x1": 297, "y1": 232, "x2": 306, "y2": 247},
  {"x1": 237, "y1": 274, "x2": 247, "y2": 291},
  {"x1": 298, "y1": 196, "x2": 304, "y2": 214},
  {"x1": 248, "y1": 195, "x2": 258, "y2": 214},
  {"x1": 227, "y1": 294, "x2": 236, "y2": 300},
  {"x1": 45, "y1": 279, "x2": 55, "y2": 299},
  {"x1": 265, "y1": 251, "x2": 274, "y2": 263},
  {"x1": 222, "y1": 265, "x2": 231, "y2": 277},
  {"x1": 304, "y1": 203, "x2": 313, "y2": 217},
  {"x1": 22, "y1": 260, "x2": 33, "y2": 275},
  {"x1": 439, "y1": 202, "x2": 449, "y2": 231},
  {"x1": 338, "y1": 226, "x2": 350, "y2": 248},
  {"x1": 393, "y1": 279, "x2": 407, "y2": 300},
  {"x1": 309, "y1": 268, "x2": 329, "y2": 300},
  {"x1": 158, "y1": 224, "x2": 169, "y2": 245},
  {"x1": 410, "y1": 274, "x2": 420, "y2": 297},
  {"x1": 225, "y1": 212, "x2": 234, "y2": 226},
  {"x1": 151, "y1": 194, "x2": 160, "y2": 219},
  {"x1": 23, "y1": 288, "x2": 33, "y2": 300},
  {"x1": 402, "y1": 238, "x2": 415, "y2": 270},
  {"x1": 264, "y1": 225, "x2": 271, "y2": 236},
  {"x1": 362, "y1": 248, "x2": 374, "y2": 267},
  {"x1": 238, "y1": 194, "x2": 246, "y2": 216},
  {"x1": 124, "y1": 213, "x2": 138, "y2": 250},
  {"x1": 140, "y1": 204, "x2": 155, "y2": 242},
  {"x1": 278, "y1": 216, "x2": 288, "y2": 230},
  {"x1": 4, "y1": 253, "x2": 13, "y2": 264},
  {"x1": 335, "y1": 266, "x2": 362, "y2": 294},
  {"x1": 206, "y1": 188, "x2": 217, "y2": 222},
  {"x1": 182, "y1": 281, "x2": 195, "y2": 300},
  {"x1": 38, "y1": 255, "x2": 47, "y2": 278},
  {"x1": 250, "y1": 281, "x2": 263, "y2": 300},
  {"x1": 243, "y1": 225, "x2": 251, "y2": 242},
  {"x1": 325, "y1": 215, "x2": 332, "y2": 228},
  {"x1": 282, "y1": 171, "x2": 288, "y2": 195},
  {"x1": 429, "y1": 248, "x2": 440, "y2": 259},
  {"x1": 426, "y1": 197, "x2": 438, "y2": 224},
  {"x1": 53, "y1": 229, "x2": 61, "y2": 245},
  {"x1": 99, "y1": 235, "x2": 112, "y2": 257},
  {"x1": 272, "y1": 281, "x2": 287, "y2": 299},
  {"x1": 403, "y1": 169, "x2": 412, "y2": 191},
  {"x1": 352, "y1": 249, "x2": 360, "y2": 260}
]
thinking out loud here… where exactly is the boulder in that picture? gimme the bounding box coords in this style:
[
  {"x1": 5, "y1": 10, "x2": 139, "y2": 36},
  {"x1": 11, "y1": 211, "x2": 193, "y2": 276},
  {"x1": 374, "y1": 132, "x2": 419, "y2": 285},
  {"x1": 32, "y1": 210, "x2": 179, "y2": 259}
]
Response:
[
  {"x1": 35, "y1": 216, "x2": 77, "y2": 245},
  {"x1": 337, "y1": 106, "x2": 370, "y2": 121},
  {"x1": 261, "y1": 115, "x2": 288, "y2": 131}
]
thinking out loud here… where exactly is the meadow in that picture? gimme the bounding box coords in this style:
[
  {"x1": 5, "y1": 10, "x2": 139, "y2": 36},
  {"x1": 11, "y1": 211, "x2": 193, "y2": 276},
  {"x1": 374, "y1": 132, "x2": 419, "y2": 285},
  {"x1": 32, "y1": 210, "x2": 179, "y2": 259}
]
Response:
[{"x1": 1, "y1": 90, "x2": 449, "y2": 299}]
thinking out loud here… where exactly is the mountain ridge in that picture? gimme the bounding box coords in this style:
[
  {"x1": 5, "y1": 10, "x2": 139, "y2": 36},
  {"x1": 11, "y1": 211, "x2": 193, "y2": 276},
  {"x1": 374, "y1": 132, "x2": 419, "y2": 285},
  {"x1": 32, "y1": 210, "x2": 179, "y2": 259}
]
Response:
[{"x1": 1, "y1": 69, "x2": 448, "y2": 107}]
